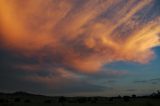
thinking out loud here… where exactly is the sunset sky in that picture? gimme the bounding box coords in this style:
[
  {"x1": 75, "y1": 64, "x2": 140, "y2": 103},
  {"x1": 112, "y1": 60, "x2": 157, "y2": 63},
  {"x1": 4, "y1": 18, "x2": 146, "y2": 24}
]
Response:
[{"x1": 0, "y1": 0, "x2": 160, "y2": 96}]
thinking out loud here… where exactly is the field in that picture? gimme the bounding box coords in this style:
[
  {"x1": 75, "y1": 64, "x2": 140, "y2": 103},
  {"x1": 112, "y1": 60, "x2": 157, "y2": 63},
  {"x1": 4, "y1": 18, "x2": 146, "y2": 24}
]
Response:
[{"x1": 0, "y1": 92, "x2": 160, "y2": 106}]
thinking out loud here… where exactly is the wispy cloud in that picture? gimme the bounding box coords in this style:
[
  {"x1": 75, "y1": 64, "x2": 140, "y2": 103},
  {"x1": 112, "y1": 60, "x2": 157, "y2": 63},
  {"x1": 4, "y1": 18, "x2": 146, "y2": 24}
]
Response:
[
  {"x1": 133, "y1": 78, "x2": 160, "y2": 84},
  {"x1": 0, "y1": 0, "x2": 159, "y2": 73}
]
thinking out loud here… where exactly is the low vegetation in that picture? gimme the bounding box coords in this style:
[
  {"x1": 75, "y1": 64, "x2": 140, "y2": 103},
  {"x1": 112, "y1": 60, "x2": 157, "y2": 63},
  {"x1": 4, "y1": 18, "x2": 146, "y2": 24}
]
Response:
[{"x1": 0, "y1": 91, "x2": 160, "y2": 106}]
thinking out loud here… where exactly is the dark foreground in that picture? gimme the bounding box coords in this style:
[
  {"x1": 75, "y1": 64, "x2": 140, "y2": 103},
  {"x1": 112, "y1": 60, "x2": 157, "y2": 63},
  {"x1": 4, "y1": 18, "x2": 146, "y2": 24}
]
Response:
[{"x1": 0, "y1": 92, "x2": 160, "y2": 106}]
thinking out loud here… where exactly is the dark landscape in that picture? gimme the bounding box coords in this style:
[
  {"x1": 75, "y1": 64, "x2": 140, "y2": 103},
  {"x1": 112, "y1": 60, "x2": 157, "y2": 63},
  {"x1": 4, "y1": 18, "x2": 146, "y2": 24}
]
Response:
[{"x1": 0, "y1": 91, "x2": 160, "y2": 106}]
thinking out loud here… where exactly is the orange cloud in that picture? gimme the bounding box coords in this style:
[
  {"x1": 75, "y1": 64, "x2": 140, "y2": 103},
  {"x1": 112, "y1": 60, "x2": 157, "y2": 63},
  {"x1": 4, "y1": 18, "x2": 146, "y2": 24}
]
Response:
[{"x1": 0, "y1": 0, "x2": 160, "y2": 73}]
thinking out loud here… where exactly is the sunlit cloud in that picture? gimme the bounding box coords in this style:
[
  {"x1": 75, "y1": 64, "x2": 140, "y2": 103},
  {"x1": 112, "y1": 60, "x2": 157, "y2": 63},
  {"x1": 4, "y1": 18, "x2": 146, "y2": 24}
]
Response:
[{"x1": 0, "y1": 0, "x2": 160, "y2": 73}]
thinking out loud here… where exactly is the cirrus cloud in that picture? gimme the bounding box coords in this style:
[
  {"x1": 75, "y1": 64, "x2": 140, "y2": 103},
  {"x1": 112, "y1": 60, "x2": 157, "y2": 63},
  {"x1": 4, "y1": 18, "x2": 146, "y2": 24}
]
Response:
[{"x1": 0, "y1": 0, "x2": 160, "y2": 73}]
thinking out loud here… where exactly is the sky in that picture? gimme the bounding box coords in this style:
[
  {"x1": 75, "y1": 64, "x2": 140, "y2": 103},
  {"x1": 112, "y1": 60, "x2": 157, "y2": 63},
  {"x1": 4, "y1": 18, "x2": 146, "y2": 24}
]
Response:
[{"x1": 0, "y1": 0, "x2": 160, "y2": 96}]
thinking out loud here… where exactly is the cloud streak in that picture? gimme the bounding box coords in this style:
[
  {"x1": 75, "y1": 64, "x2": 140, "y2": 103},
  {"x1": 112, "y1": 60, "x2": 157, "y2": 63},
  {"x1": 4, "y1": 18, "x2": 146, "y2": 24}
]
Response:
[
  {"x1": 0, "y1": 0, "x2": 160, "y2": 73},
  {"x1": 133, "y1": 78, "x2": 160, "y2": 84}
]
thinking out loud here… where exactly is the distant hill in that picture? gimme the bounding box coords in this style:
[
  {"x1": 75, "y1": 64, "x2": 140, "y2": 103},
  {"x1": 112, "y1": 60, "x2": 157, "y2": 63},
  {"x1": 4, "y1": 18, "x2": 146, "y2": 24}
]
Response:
[
  {"x1": 0, "y1": 91, "x2": 47, "y2": 98},
  {"x1": 12, "y1": 91, "x2": 43, "y2": 96}
]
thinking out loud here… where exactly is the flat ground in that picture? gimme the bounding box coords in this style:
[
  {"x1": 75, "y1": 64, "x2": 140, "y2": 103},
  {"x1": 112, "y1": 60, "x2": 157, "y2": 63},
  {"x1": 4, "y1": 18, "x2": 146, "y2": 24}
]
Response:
[{"x1": 0, "y1": 97, "x2": 160, "y2": 106}]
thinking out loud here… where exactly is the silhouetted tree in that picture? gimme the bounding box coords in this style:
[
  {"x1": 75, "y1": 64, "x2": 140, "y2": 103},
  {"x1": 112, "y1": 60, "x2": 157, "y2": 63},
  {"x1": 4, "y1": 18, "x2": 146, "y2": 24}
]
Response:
[{"x1": 150, "y1": 90, "x2": 160, "y2": 98}]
